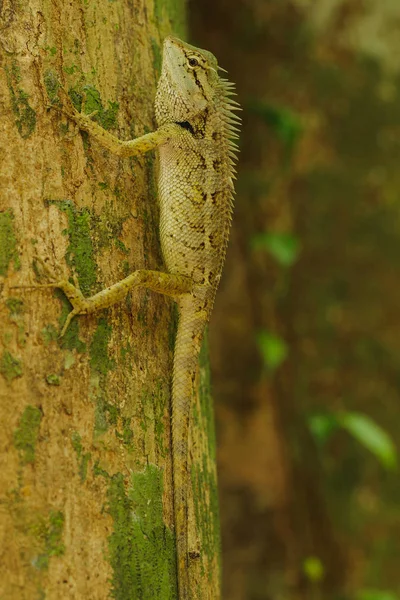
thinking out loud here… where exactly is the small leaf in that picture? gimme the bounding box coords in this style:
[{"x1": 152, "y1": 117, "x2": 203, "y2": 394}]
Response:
[
  {"x1": 257, "y1": 331, "x2": 288, "y2": 371},
  {"x1": 247, "y1": 101, "x2": 302, "y2": 150},
  {"x1": 303, "y1": 556, "x2": 324, "y2": 582},
  {"x1": 252, "y1": 232, "x2": 301, "y2": 267},
  {"x1": 338, "y1": 412, "x2": 397, "y2": 470},
  {"x1": 308, "y1": 413, "x2": 339, "y2": 444}
]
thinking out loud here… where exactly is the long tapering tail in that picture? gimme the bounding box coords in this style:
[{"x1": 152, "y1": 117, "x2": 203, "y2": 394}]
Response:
[{"x1": 172, "y1": 299, "x2": 207, "y2": 600}]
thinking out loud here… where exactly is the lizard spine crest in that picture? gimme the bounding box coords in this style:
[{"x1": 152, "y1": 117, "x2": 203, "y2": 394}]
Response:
[{"x1": 156, "y1": 37, "x2": 241, "y2": 599}]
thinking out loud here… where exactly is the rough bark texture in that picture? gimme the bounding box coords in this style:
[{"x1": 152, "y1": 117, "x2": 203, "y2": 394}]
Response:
[{"x1": 0, "y1": 1, "x2": 220, "y2": 599}]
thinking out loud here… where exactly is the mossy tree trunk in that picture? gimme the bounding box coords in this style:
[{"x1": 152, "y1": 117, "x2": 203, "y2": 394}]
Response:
[{"x1": 0, "y1": 2, "x2": 220, "y2": 599}]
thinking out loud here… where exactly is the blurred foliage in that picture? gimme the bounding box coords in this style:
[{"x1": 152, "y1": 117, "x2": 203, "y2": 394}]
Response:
[
  {"x1": 252, "y1": 231, "x2": 301, "y2": 267},
  {"x1": 309, "y1": 412, "x2": 397, "y2": 470},
  {"x1": 303, "y1": 555, "x2": 325, "y2": 583},
  {"x1": 356, "y1": 591, "x2": 400, "y2": 600},
  {"x1": 256, "y1": 330, "x2": 288, "y2": 371},
  {"x1": 247, "y1": 100, "x2": 302, "y2": 164},
  {"x1": 191, "y1": 1, "x2": 400, "y2": 599}
]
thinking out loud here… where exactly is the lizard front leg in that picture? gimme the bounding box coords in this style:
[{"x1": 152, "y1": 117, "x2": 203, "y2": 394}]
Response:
[
  {"x1": 56, "y1": 88, "x2": 183, "y2": 157},
  {"x1": 43, "y1": 270, "x2": 193, "y2": 336}
]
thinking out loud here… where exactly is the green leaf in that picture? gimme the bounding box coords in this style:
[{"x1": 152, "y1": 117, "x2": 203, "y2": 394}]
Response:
[
  {"x1": 308, "y1": 413, "x2": 339, "y2": 444},
  {"x1": 252, "y1": 232, "x2": 301, "y2": 267},
  {"x1": 356, "y1": 590, "x2": 399, "y2": 600},
  {"x1": 247, "y1": 101, "x2": 302, "y2": 150},
  {"x1": 338, "y1": 412, "x2": 397, "y2": 470},
  {"x1": 257, "y1": 331, "x2": 288, "y2": 371},
  {"x1": 302, "y1": 556, "x2": 324, "y2": 582}
]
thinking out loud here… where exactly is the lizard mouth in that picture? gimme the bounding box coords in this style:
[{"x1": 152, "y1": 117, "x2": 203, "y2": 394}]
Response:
[{"x1": 175, "y1": 121, "x2": 195, "y2": 135}]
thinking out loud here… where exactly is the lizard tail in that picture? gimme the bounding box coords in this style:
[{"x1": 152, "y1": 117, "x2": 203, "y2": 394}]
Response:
[{"x1": 172, "y1": 299, "x2": 207, "y2": 600}]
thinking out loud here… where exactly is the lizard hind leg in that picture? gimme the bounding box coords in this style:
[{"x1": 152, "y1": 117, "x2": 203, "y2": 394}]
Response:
[
  {"x1": 56, "y1": 269, "x2": 193, "y2": 335},
  {"x1": 12, "y1": 262, "x2": 193, "y2": 336},
  {"x1": 11, "y1": 275, "x2": 91, "y2": 338}
]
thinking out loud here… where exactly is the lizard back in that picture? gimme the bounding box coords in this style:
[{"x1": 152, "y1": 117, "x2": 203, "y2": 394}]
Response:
[
  {"x1": 155, "y1": 37, "x2": 240, "y2": 314},
  {"x1": 154, "y1": 37, "x2": 240, "y2": 600}
]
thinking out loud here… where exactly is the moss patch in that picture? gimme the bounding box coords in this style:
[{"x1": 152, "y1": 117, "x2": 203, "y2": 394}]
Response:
[
  {"x1": 44, "y1": 69, "x2": 60, "y2": 101},
  {"x1": 90, "y1": 317, "x2": 115, "y2": 375},
  {"x1": 54, "y1": 292, "x2": 86, "y2": 352},
  {"x1": 6, "y1": 297, "x2": 24, "y2": 315},
  {"x1": 107, "y1": 467, "x2": 176, "y2": 600},
  {"x1": 115, "y1": 416, "x2": 134, "y2": 448},
  {"x1": 94, "y1": 396, "x2": 118, "y2": 437},
  {"x1": 68, "y1": 85, "x2": 119, "y2": 130},
  {"x1": 58, "y1": 200, "x2": 97, "y2": 295},
  {"x1": 30, "y1": 510, "x2": 65, "y2": 570},
  {"x1": 93, "y1": 459, "x2": 110, "y2": 479},
  {"x1": 192, "y1": 333, "x2": 221, "y2": 573},
  {"x1": 95, "y1": 202, "x2": 130, "y2": 253},
  {"x1": 71, "y1": 431, "x2": 91, "y2": 482},
  {"x1": 191, "y1": 458, "x2": 220, "y2": 571},
  {"x1": 46, "y1": 373, "x2": 61, "y2": 386},
  {"x1": 13, "y1": 405, "x2": 42, "y2": 464},
  {"x1": 198, "y1": 332, "x2": 217, "y2": 458},
  {"x1": 151, "y1": 37, "x2": 162, "y2": 76},
  {"x1": 45, "y1": 199, "x2": 97, "y2": 295},
  {"x1": 42, "y1": 199, "x2": 97, "y2": 348},
  {"x1": 0, "y1": 351, "x2": 23, "y2": 383},
  {"x1": 40, "y1": 324, "x2": 59, "y2": 345},
  {"x1": 0, "y1": 209, "x2": 20, "y2": 276},
  {"x1": 141, "y1": 380, "x2": 169, "y2": 457},
  {"x1": 5, "y1": 61, "x2": 36, "y2": 139}
]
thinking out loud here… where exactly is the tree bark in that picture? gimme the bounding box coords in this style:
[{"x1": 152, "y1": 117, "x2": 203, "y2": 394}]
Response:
[{"x1": 0, "y1": 1, "x2": 220, "y2": 599}]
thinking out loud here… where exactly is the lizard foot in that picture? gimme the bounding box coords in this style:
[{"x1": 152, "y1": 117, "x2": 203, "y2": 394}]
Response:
[
  {"x1": 10, "y1": 258, "x2": 86, "y2": 337},
  {"x1": 47, "y1": 85, "x2": 99, "y2": 136}
]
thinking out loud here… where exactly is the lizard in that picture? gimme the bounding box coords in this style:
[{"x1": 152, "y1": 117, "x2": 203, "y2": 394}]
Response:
[{"x1": 25, "y1": 36, "x2": 240, "y2": 599}]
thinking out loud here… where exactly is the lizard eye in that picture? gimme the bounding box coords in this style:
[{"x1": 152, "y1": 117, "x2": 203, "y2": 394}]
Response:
[{"x1": 187, "y1": 56, "x2": 200, "y2": 68}]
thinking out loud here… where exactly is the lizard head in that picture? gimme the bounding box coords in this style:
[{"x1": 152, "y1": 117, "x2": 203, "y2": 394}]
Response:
[{"x1": 155, "y1": 36, "x2": 221, "y2": 125}]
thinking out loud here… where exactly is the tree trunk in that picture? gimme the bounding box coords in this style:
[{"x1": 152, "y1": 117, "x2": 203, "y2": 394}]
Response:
[{"x1": 0, "y1": 2, "x2": 220, "y2": 599}]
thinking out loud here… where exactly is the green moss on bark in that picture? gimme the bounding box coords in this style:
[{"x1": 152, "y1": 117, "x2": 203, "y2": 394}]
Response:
[
  {"x1": 6, "y1": 297, "x2": 24, "y2": 315},
  {"x1": 107, "y1": 467, "x2": 176, "y2": 600},
  {"x1": 46, "y1": 373, "x2": 61, "y2": 386},
  {"x1": 71, "y1": 431, "x2": 91, "y2": 482},
  {"x1": 68, "y1": 85, "x2": 119, "y2": 130},
  {"x1": 45, "y1": 199, "x2": 97, "y2": 295},
  {"x1": 44, "y1": 69, "x2": 60, "y2": 101},
  {"x1": 0, "y1": 351, "x2": 23, "y2": 383},
  {"x1": 13, "y1": 405, "x2": 42, "y2": 464},
  {"x1": 90, "y1": 317, "x2": 115, "y2": 375},
  {"x1": 6, "y1": 61, "x2": 36, "y2": 139},
  {"x1": 0, "y1": 209, "x2": 20, "y2": 276},
  {"x1": 30, "y1": 510, "x2": 65, "y2": 570}
]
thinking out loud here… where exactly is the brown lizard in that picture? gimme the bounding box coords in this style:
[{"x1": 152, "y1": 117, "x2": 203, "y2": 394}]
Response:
[{"x1": 25, "y1": 37, "x2": 240, "y2": 599}]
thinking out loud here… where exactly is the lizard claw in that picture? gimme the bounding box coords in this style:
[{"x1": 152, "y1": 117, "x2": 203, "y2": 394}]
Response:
[
  {"x1": 45, "y1": 85, "x2": 78, "y2": 119},
  {"x1": 10, "y1": 257, "x2": 85, "y2": 337},
  {"x1": 52, "y1": 86, "x2": 102, "y2": 136}
]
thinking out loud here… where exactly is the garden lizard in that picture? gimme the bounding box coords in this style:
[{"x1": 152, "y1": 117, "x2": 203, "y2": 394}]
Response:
[{"x1": 29, "y1": 37, "x2": 240, "y2": 599}]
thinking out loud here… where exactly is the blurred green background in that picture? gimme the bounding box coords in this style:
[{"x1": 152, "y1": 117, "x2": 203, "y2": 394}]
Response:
[{"x1": 189, "y1": 1, "x2": 400, "y2": 599}]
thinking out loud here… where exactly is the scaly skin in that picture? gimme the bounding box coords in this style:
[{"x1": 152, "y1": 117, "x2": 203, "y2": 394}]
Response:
[{"x1": 29, "y1": 37, "x2": 240, "y2": 599}]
